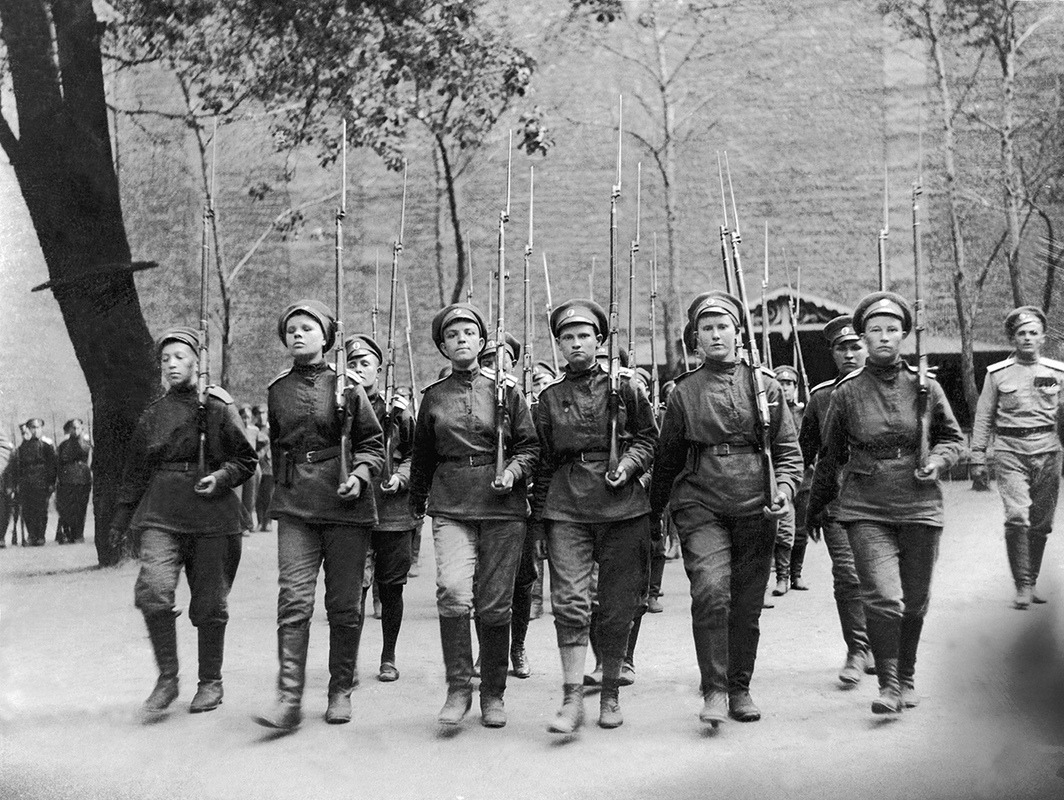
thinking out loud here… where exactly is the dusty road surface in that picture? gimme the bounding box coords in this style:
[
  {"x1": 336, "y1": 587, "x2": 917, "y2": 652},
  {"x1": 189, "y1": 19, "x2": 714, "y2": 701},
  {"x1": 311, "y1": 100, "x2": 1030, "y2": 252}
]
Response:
[{"x1": 3, "y1": 483, "x2": 1064, "y2": 800}]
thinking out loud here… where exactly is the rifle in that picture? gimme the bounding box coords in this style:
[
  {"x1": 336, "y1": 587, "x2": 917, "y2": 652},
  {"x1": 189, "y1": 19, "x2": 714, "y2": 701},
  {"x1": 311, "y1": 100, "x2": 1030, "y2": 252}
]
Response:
[
  {"x1": 493, "y1": 131, "x2": 514, "y2": 485},
  {"x1": 467, "y1": 241, "x2": 475, "y2": 305},
  {"x1": 717, "y1": 153, "x2": 736, "y2": 295},
  {"x1": 782, "y1": 247, "x2": 811, "y2": 406},
  {"x1": 721, "y1": 152, "x2": 778, "y2": 504},
  {"x1": 522, "y1": 166, "x2": 535, "y2": 402},
  {"x1": 197, "y1": 118, "x2": 218, "y2": 477},
  {"x1": 372, "y1": 249, "x2": 381, "y2": 340},
  {"x1": 649, "y1": 232, "x2": 661, "y2": 418},
  {"x1": 627, "y1": 162, "x2": 641, "y2": 384},
  {"x1": 878, "y1": 165, "x2": 889, "y2": 292},
  {"x1": 403, "y1": 280, "x2": 419, "y2": 416},
  {"x1": 334, "y1": 120, "x2": 350, "y2": 488},
  {"x1": 761, "y1": 221, "x2": 773, "y2": 369},
  {"x1": 381, "y1": 159, "x2": 409, "y2": 489},
  {"x1": 542, "y1": 253, "x2": 560, "y2": 373},
  {"x1": 912, "y1": 124, "x2": 930, "y2": 469},
  {"x1": 606, "y1": 95, "x2": 623, "y2": 481},
  {"x1": 589, "y1": 256, "x2": 596, "y2": 300}
]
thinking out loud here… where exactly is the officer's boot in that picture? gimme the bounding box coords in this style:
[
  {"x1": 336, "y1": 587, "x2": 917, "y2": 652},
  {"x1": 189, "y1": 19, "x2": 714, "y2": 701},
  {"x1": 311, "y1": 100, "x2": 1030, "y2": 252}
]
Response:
[
  {"x1": 1005, "y1": 528, "x2": 1032, "y2": 609},
  {"x1": 584, "y1": 609, "x2": 602, "y2": 686},
  {"x1": 510, "y1": 583, "x2": 533, "y2": 680},
  {"x1": 478, "y1": 623, "x2": 510, "y2": 728},
  {"x1": 598, "y1": 655, "x2": 624, "y2": 729},
  {"x1": 143, "y1": 612, "x2": 180, "y2": 715},
  {"x1": 871, "y1": 658, "x2": 902, "y2": 714},
  {"x1": 693, "y1": 623, "x2": 728, "y2": 726},
  {"x1": 790, "y1": 539, "x2": 809, "y2": 590},
  {"x1": 255, "y1": 624, "x2": 310, "y2": 730},
  {"x1": 325, "y1": 624, "x2": 361, "y2": 724},
  {"x1": 437, "y1": 615, "x2": 474, "y2": 725},
  {"x1": 1029, "y1": 534, "x2": 1048, "y2": 604},
  {"x1": 189, "y1": 623, "x2": 225, "y2": 713},
  {"x1": 620, "y1": 614, "x2": 641, "y2": 686},
  {"x1": 897, "y1": 617, "x2": 923, "y2": 708},
  {"x1": 530, "y1": 570, "x2": 544, "y2": 620},
  {"x1": 772, "y1": 542, "x2": 790, "y2": 596}
]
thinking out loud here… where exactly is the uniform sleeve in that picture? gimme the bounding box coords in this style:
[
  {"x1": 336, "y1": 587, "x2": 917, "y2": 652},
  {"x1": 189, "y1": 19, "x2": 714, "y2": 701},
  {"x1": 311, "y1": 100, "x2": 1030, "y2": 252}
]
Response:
[
  {"x1": 928, "y1": 380, "x2": 966, "y2": 470},
  {"x1": 408, "y1": 393, "x2": 439, "y2": 518},
  {"x1": 808, "y1": 389, "x2": 848, "y2": 523},
  {"x1": 346, "y1": 383, "x2": 385, "y2": 489},
  {"x1": 618, "y1": 379, "x2": 658, "y2": 478},
  {"x1": 503, "y1": 385, "x2": 540, "y2": 483},
  {"x1": 649, "y1": 389, "x2": 688, "y2": 516},
  {"x1": 968, "y1": 373, "x2": 997, "y2": 466},
  {"x1": 530, "y1": 393, "x2": 558, "y2": 521},
  {"x1": 766, "y1": 379, "x2": 802, "y2": 499},
  {"x1": 214, "y1": 402, "x2": 259, "y2": 490}
]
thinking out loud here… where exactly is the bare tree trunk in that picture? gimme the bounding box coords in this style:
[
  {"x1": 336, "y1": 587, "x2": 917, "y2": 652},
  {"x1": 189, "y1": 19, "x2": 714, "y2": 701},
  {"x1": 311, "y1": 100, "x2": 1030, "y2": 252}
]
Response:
[
  {"x1": 435, "y1": 135, "x2": 468, "y2": 305},
  {"x1": 999, "y1": 31, "x2": 1026, "y2": 307},
  {"x1": 652, "y1": 5, "x2": 682, "y2": 373},
  {"x1": 927, "y1": 5, "x2": 979, "y2": 416},
  {"x1": 0, "y1": 0, "x2": 156, "y2": 566}
]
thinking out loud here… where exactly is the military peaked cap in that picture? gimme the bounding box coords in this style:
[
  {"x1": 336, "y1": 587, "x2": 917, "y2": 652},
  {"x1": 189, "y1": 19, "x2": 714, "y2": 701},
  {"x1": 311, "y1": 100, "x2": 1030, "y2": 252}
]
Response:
[
  {"x1": 1004, "y1": 305, "x2": 1046, "y2": 337},
  {"x1": 277, "y1": 299, "x2": 337, "y2": 351},
  {"x1": 823, "y1": 315, "x2": 859, "y2": 347},
  {"x1": 431, "y1": 303, "x2": 487, "y2": 349},
  {"x1": 345, "y1": 334, "x2": 383, "y2": 365},
  {"x1": 688, "y1": 291, "x2": 742, "y2": 328},
  {"x1": 852, "y1": 291, "x2": 912, "y2": 334},
  {"x1": 157, "y1": 325, "x2": 200, "y2": 355},
  {"x1": 550, "y1": 299, "x2": 608, "y2": 338}
]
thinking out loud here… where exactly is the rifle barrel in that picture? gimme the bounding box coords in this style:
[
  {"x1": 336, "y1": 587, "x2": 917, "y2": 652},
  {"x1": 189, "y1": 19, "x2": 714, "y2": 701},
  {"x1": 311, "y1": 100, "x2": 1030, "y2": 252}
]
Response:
[{"x1": 334, "y1": 119, "x2": 350, "y2": 487}]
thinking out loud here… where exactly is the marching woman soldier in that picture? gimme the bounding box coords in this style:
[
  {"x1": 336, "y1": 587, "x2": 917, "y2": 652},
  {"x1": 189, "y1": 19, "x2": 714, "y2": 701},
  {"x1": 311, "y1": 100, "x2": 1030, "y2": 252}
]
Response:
[
  {"x1": 970, "y1": 306, "x2": 1064, "y2": 609},
  {"x1": 808, "y1": 292, "x2": 964, "y2": 714},
  {"x1": 110, "y1": 327, "x2": 257, "y2": 716},
  {"x1": 409, "y1": 303, "x2": 539, "y2": 728},
  {"x1": 256, "y1": 300, "x2": 384, "y2": 730},
  {"x1": 532, "y1": 299, "x2": 657, "y2": 733},
  {"x1": 650, "y1": 291, "x2": 801, "y2": 726},
  {"x1": 346, "y1": 333, "x2": 417, "y2": 681}
]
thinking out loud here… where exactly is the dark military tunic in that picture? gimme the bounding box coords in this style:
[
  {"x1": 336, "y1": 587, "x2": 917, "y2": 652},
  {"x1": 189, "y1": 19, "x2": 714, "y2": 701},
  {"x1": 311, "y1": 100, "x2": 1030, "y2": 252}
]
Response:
[
  {"x1": 650, "y1": 360, "x2": 802, "y2": 518},
  {"x1": 409, "y1": 365, "x2": 539, "y2": 521},
  {"x1": 809, "y1": 361, "x2": 965, "y2": 527},
  {"x1": 267, "y1": 361, "x2": 384, "y2": 526},
  {"x1": 116, "y1": 384, "x2": 258, "y2": 536},
  {"x1": 532, "y1": 364, "x2": 656, "y2": 523}
]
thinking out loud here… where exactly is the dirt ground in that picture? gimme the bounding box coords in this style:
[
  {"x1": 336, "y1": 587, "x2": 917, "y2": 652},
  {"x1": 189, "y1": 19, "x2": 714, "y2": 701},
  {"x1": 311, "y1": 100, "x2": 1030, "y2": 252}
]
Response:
[{"x1": 2, "y1": 483, "x2": 1064, "y2": 800}]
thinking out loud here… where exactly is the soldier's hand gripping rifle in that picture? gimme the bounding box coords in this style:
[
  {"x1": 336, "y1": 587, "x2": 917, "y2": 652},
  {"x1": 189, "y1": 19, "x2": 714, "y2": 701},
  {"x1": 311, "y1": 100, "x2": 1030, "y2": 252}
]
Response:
[
  {"x1": 381, "y1": 160, "x2": 409, "y2": 490},
  {"x1": 522, "y1": 166, "x2": 535, "y2": 403},
  {"x1": 912, "y1": 133, "x2": 931, "y2": 474},
  {"x1": 493, "y1": 132, "x2": 514, "y2": 491},
  {"x1": 606, "y1": 96, "x2": 624, "y2": 484},
  {"x1": 197, "y1": 120, "x2": 217, "y2": 477},
  {"x1": 334, "y1": 121, "x2": 352, "y2": 492},
  {"x1": 722, "y1": 153, "x2": 782, "y2": 514},
  {"x1": 542, "y1": 253, "x2": 561, "y2": 373},
  {"x1": 627, "y1": 163, "x2": 641, "y2": 386}
]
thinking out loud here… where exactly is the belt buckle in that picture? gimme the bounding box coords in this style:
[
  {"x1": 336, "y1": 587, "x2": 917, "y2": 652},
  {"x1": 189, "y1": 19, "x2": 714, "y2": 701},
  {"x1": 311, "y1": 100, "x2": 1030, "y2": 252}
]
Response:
[
  {"x1": 718, "y1": 443, "x2": 731, "y2": 456},
  {"x1": 468, "y1": 455, "x2": 478, "y2": 467},
  {"x1": 578, "y1": 452, "x2": 590, "y2": 463},
  {"x1": 303, "y1": 451, "x2": 315, "y2": 463}
]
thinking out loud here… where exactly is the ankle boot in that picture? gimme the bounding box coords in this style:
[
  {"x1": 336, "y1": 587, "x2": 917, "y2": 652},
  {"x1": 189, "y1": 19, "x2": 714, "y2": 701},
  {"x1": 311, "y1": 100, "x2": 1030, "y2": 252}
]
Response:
[
  {"x1": 898, "y1": 617, "x2": 923, "y2": 708},
  {"x1": 438, "y1": 615, "x2": 474, "y2": 725},
  {"x1": 510, "y1": 587, "x2": 532, "y2": 679},
  {"x1": 255, "y1": 624, "x2": 310, "y2": 730},
  {"x1": 548, "y1": 683, "x2": 585, "y2": 734},
  {"x1": 620, "y1": 615, "x2": 641, "y2": 686},
  {"x1": 838, "y1": 649, "x2": 867, "y2": 687},
  {"x1": 1005, "y1": 530, "x2": 1031, "y2": 607},
  {"x1": 699, "y1": 691, "x2": 728, "y2": 726},
  {"x1": 143, "y1": 612, "x2": 179, "y2": 715},
  {"x1": 1029, "y1": 534, "x2": 1048, "y2": 603},
  {"x1": 871, "y1": 657, "x2": 902, "y2": 714},
  {"x1": 727, "y1": 690, "x2": 761, "y2": 722},
  {"x1": 478, "y1": 624, "x2": 510, "y2": 728},
  {"x1": 790, "y1": 540, "x2": 809, "y2": 589},
  {"x1": 325, "y1": 624, "x2": 361, "y2": 724},
  {"x1": 694, "y1": 623, "x2": 729, "y2": 721},
  {"x1": 598, "y1": 679, "x2": 623, "y2": 729},
  {"x1": 189, "y1": 624, "x2": 225, "y2": 713}
]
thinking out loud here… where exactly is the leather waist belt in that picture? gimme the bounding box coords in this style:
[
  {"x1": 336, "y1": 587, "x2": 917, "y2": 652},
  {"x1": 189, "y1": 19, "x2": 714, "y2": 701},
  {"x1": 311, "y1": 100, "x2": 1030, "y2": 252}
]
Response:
[
  {"x1": 851, "y1": 444, "x2": 916, "y2": 460},
  {"x1": 564, "y1": 450, "x2": 611, "y2": 463},
  {"x1": 995, "y1": 424, "x2": 1055, "y2": 438},
  {"x1": 156, "y1": 461, "x2": 221, "y2": 473},
  {"x1": 443, "y1": 453, "x2": 496, "y2": 467},
  {"x1": 705, "y1": 443, "x2": 757, "y2": 456},
  {"x1": 296, "y1": 446, "x2": 341, "y2": 464}
]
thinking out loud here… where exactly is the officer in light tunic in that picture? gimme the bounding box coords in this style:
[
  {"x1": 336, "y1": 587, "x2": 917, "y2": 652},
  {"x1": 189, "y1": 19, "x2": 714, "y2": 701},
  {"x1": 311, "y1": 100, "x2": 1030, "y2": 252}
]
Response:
[
  {"x1": 651, "y1": 291, "x2": 801, "y2": 727},
  {"x1": 970, "y1": 305, "x2": 1064, "y2": 609}
]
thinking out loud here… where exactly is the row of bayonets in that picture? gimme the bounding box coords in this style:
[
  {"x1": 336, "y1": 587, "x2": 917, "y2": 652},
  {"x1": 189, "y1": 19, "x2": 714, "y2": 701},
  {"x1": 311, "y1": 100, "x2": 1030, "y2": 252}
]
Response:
[{"x1": 194, "y1": 98, "x2": 931, "y2": 494}]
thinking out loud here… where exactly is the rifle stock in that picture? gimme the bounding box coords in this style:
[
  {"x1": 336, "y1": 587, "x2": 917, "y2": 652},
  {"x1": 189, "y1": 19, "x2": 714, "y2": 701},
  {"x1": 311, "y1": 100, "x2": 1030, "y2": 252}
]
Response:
[
  {"x1": 494, "y1": 132, "x2": 513, "y2": 485},
  {"x1": 334, "y1": 121, "x2": 350, "y2": 487},
  {"x1": 606, "y1": 96, "x2": 623, "y2": 481},
  {"x1": 912, "y1": 155, "x2": 930, "y2": 469},
  {"x1": 197, "y1": 119, "x2": 217, "y2": 477}
]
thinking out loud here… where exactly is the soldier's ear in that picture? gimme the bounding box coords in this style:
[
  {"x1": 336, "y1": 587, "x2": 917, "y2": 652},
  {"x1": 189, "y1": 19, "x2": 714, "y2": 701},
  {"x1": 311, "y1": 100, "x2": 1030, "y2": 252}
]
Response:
[{"x1": 595, "y1": 334, "x2": 604, "y2": 345}]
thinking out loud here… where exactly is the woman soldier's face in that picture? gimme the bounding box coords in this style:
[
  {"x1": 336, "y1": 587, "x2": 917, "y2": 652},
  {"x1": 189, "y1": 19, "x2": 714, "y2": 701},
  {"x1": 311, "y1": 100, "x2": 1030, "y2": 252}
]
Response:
[
  {"x1": 285, "y1": 313, "x2": 326, "y2": 362},
  {"x1": 862, "y1": 315, "x2": 905, "y2": 364},
  {"x1": 160, "y1": 342, "x2": 198, "y2": 388},
  {"x1": 441, "y1": 321, "x2": 484, "y2": 370}
]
